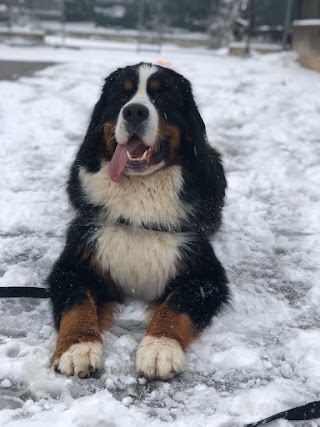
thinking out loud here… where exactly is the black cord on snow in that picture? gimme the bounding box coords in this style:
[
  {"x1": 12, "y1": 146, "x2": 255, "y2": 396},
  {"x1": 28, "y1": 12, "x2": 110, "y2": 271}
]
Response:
[
  {"x1": 245, "y1": 400, "x2": 320, "y2": 426},
  {"x1": 0, "y1": 287, "x2": 49, "y2": 298}
]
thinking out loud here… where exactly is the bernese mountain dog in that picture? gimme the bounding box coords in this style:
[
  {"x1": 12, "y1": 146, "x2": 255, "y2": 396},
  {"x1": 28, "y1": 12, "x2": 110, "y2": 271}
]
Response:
[{"x1": 48, "y1": 62, "x2": 229, "y2": 380}]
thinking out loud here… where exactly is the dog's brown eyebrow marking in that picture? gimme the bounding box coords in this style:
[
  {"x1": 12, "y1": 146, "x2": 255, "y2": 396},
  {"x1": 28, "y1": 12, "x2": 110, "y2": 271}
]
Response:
[
  {"x1": 123, "y1": 79, "x2": 133, "y2": 92},
  {"x1": 149, "y1": 79, "x2": 160, "y2": 91}
]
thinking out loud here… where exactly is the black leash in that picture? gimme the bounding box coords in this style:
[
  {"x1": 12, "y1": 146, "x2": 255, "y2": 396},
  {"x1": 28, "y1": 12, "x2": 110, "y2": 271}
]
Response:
[
  {"x1": 245, "y1": 400, "x2": 320, "y2": 426},
  {"x1": 0, "y1": 287, "x2": 49, "y2": 298}
]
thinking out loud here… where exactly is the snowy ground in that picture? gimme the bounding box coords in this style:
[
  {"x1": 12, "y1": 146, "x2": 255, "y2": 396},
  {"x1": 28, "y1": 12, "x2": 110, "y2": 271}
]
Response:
[{"x1": 0, "y1": 42, "x2": 320, "y2": 427}]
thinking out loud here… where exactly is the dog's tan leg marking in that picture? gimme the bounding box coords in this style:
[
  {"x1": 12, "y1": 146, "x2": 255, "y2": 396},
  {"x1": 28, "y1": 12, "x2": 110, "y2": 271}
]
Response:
[
  {"x1": 146, "y1": 302, "x2": 161, "y2": 322},
  {"x1": 137, "y1": 297, "x2": 197, "y2": 380},
  {"x1": 98, "y1": 302, "x2": 118, "y2": 333},
  {"x1": 52, "y1": 294, "x2": 103, "y2": 378}
]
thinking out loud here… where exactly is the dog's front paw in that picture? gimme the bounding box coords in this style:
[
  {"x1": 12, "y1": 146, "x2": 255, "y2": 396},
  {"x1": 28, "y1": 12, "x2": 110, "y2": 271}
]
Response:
[
  {"x1": 53, "y1": 341, "x2": 103, "y2": 378},
  {"x1": 136, "y1": 336, "x2": 186, "y2": 380}
]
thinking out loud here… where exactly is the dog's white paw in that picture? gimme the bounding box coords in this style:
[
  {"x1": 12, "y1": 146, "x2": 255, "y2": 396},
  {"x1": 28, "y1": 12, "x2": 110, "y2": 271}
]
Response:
[
  {"x1": 136, "y1": 336, "x2": 186, "y2": 380},
  {"x1": 53, "y1": 341, "x2": 103, "y2": 378}
]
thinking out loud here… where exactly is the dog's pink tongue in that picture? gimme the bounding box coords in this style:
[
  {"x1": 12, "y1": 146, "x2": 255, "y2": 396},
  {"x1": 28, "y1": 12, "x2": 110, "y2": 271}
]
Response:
[
  {"x1": 108, "y1": 144, "x2": 128, "y2": 183},
  {"x1": 108, "y1": 138, "x2": 145, "y2": 183}
]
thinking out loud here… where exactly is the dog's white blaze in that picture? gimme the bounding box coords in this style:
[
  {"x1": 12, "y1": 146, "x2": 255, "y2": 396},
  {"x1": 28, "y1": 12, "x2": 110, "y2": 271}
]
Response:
[
  {"x1": 115, "y1": 64, "x2": 159, "y2": 146},
  {"x1": 79, "y1": 163, "x2": 191, "y2": 230},
  {"x1": 135, "y1": 64, "x2": 158, "y2": 99},
  {"x1": 93, "y1": 225, "x2": 191, "y2": 301},
  {"x1": 136, "y1": 336, "x2": 186, "y2": 380}
]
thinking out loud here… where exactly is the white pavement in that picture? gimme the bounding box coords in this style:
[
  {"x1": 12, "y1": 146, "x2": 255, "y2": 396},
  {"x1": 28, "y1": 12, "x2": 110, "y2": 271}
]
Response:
[{"x1": 0, "y1": 42, "x2": 320, "y2": 426}]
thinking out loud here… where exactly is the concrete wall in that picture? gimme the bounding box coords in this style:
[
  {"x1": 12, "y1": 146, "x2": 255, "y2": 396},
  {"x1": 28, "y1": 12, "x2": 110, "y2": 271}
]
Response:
[{"x1": 293, "y1": 20, "x2": 320, "y2": 72}]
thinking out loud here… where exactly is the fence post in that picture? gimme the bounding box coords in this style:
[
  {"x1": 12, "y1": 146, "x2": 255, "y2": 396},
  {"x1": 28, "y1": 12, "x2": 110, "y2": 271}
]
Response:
[
  {"x1": 6, "y1": 0, "x2": 12, "y2": 39},
  {"x1": 245, "y1": 0, "x2": 254, "y2": 54},
  {"x1": 282, "y1": 0, "x2": 293, "y2": 50},
  {"x1": 61, "y1": 0, "x2": 66, "y2": 47}
]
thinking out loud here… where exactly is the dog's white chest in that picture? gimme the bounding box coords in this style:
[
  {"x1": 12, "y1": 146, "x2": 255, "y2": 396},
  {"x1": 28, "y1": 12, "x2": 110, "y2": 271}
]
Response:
[
  {"x1": 79, "y1": 163, "x2": 191, "y2": 230},
  {"x1": 94, "y1": 225, "x2": 189, "y2": 301}
]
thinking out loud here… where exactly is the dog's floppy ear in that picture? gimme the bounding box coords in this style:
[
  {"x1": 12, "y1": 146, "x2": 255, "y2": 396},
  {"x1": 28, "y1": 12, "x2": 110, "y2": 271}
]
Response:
[
  {"x1": 86, "y1": 69, "x2": 119, "y2": 133},
  {"x1": 72, "y1": 69, "x2": 122, "y2": 177},
  {"x1": 181, "y1": 77, "x2": 208, "y2": 155}
]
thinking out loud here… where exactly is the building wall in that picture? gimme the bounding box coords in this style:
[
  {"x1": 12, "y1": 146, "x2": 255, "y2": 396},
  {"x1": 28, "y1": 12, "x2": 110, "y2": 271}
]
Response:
[
  {"x1": 301, "y1": 0, "x2": 320, "y2": 18},
  {"x1": 293, "y1": 20, "x2": 320, "y2": 71}
]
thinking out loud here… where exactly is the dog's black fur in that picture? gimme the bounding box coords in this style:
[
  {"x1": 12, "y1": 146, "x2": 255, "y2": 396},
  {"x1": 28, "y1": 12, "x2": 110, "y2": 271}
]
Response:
[{"x1": 48, "y1": 63, "x2": 229, "y2": 358}]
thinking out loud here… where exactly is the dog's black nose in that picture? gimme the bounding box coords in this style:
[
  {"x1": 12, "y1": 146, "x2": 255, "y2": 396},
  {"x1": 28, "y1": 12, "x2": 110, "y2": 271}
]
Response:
[{"x1": 123, "y1": 103, "x2": 149, "y2": 127}]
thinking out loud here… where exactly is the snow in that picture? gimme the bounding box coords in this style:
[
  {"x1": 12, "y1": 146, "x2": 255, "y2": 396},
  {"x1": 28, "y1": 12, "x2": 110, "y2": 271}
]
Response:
[
  {"x1": 0, "y1": 21, "x2": 209, "y2": 41},
  {"x1": 229, "y1": 41, "x2": 282, "y2": 51},
  {"x1": 0, "y1": 41, "x2": 320, "y2": 426},
  {"x1": 293, "y1": 19, "x2": 320, "y2": 27}
]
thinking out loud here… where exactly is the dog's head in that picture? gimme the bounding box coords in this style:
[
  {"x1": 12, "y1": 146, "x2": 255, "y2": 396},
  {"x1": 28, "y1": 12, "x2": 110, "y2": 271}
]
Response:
[{"x1": 84, "y1": 62, "x2": 207, "y2": 183}]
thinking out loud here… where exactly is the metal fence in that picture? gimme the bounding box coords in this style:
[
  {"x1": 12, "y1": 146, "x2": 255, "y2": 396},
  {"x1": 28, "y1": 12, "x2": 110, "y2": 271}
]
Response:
[
  {"x1": 1, "y1": 0, "x2": 315, "y2": 51},
  {"x1": 4, "y1": 0, "x2": 64, "y2": 25}
]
